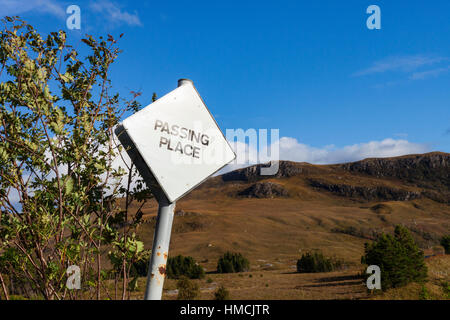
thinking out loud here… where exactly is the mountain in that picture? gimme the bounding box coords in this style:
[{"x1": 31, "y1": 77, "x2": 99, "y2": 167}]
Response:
[
  {"x1": 132, "y1": 152, "x2": 450, "y2": 299},
  {"x1": 133, "y1": 152, "x2": 450, "y2": 299},
  {"x1": 219, "y1": 151, "x2": 449, "y2": 202}
]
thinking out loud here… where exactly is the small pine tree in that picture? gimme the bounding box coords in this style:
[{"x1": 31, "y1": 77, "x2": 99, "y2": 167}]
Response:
[
  {"x1": 440, "y1": 235, "x2": 450, "y2": 254},
  {"x1": 362, "y1": 225, "x2": 427, "y2": 290},
  {"x1": 214, "y1": 285, "x2": 230, "y2": 300},
  {"x1": 176, "y1": 277, "x2": 199, "y2": 300},
  {"x1": 217, "y1": 259, "x2": 234, "y2": 273},
  {"x1": 296, "y1": 251, "x2": 341, "y2": 273},
  {"x1": 217, "y1": 252, "x2": 250, "y2": 273},
  {"x1": 167, "y1": 255, "x2": 205, "y2": 279}
]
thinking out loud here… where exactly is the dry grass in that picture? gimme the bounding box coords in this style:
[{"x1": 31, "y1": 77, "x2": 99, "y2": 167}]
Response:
[
  {"x1": 118, "y1": 255, "x2": 450, "y2": 300},
  {"x1": 124, "y1": 158, "x2": 450, "y2": 300},
  {"x1": 370, "y1": 255, "x2": 450, "y2": 300}
]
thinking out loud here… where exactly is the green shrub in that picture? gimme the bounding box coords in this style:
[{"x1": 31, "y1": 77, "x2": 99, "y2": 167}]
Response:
[
  {"x1": 129, "y1": 250, "x2": 151, "y2": 277},
  {"x1": 419, "y1": 285, "x2": 432, "y2": 300},
  {"x1": 217, "y1": 252, "x2": 250, "y2": 273},
  {"x1": 214, "y1": 285, "x2": 230, "y2": 300},
  {"x1": 297, "y1": 251, "x2": 342, "y2": 273},
  {"x1": 167, "y1": 255, "x2": 205, "y2": 279},
  {"x1": 361, "y1": 225, "x2": 428, "y2": 291},
  {"x1": 441, "y1": 281, "x2": 450, "y2": 299},
  {"x1": 110, "y1": 250, "x2": 150, "y2": 279},
  {"x1": 176, "y1": 277, "x2": 199, "y2": 300},
  {"x1": 440, "y1": 235, "x2": 450, "y2": 254},
  {"x1": 128, "y1": 276, "x2": 139, "y2": 292}
]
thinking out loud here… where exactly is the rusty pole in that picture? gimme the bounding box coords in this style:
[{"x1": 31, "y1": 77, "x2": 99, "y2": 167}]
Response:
[
  {"x1": 144, "y1": 79, "x2": 193, "y2": 300},
  {"x1": 144, "y1": 194, "x2": 175, "y2": 300}
]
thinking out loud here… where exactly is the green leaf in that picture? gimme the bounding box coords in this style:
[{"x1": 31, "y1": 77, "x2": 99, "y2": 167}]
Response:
[{"x1": 64, "y1": 177, "x2": 74, "y2": 194}]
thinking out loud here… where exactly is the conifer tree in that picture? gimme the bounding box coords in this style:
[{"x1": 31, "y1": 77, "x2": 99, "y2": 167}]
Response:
[{"x1": 362, "y1": 225, "x2": 427, "y2": 290}]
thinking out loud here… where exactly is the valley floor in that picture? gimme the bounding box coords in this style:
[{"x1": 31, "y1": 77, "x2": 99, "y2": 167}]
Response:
[{"x1": 125, "y1": 255, "x2": 450, "y2": 300}]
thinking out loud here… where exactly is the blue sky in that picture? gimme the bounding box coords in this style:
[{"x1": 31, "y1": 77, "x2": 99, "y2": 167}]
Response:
[{"x1": 1, "y1": 0, "x2": 449, "y2": 164}]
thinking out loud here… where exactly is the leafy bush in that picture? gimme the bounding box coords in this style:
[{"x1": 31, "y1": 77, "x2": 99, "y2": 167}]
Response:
[
  {"x1": 361, "y1": 225, "x2": 427, "y2": 291},
  {"x1": 214, "y1": 285, "x2": 230, "y2": 300},
  {"x1": 419, "y1": 285, "x2": 431, "y2": 300},
  {"x1": 127, "y1": 250, "x2": 151, "y2": 278},
  {"x1": 440, "y1": 235, "x2": 450, "y2": 254},
  {"x1": 0, "y1": 17, "x2": 150, "y2": 299},
  {"x1": 296, "y1": 251, "x2": 342, "y2": 273},
  {"x1": 167, "y1": 255, "x2": 205, "y2": 279},
  {"x1": 441, "y1": 281, "x2": 450, "y2": 299},
  {"x1": 176, "y1": 277, "x2": 199, "y2": 300},
  {"x1": 217, "y1": 252, "x2": 250, "y2": 273}
]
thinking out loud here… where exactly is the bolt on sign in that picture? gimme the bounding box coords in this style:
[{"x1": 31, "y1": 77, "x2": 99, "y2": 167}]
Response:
[{"x1": 115, "y1": 79, "x2": 236, "y2": 202}]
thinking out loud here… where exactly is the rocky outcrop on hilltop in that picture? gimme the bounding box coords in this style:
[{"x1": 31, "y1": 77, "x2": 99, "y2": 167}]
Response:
[
  {"x1": 218, "y1": 152, "x2": 449, "y2": 203},
  {"x1": 222, "y1": 161, "x2": 304, "y2": 182},
  {"x1": 309, "y1": 179, "x2": 421, "y2": 202},
  {"x1": 338, "y1": 152, "x2": 450, "y2": 190},
  {"x1": 238, "y1": 182, "x2": 288, "y2": 198}
]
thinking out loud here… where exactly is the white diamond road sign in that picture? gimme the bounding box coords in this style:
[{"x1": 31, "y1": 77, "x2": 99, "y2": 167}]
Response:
[{"x1": 119, "y1": 80, "x2": 235, "y2": 202}]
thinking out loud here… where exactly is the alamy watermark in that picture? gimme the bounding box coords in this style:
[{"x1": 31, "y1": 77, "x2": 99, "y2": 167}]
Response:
[
  {"x1": 66, "y1": 265, "x2": 81, "y2": 290},
  {"x1": 226, "y1": 128, "x2": 279, "y2": 176},
  {"x1": 159, "y1": 120, "x2": 280, "y2": 176},
  {"x1": 366, "y1": 265, "x2": 381, "y2": 290},
  {"x1": 66, "y1": 5, "x2": 81, "y2": 30},
  {"x1": 366, "y1": 5, "x2": 381, "y2": 30}
]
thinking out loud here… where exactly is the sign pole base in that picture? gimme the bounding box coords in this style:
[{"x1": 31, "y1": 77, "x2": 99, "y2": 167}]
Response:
[{"x1": 144, "y1": 195, "x2": 175, "y2": 300}]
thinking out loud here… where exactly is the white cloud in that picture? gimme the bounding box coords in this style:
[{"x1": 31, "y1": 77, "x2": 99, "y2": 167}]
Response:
[
  {"x1": 89, "y1": 0, "x2": 142, "y2": 27},
  {"x1": 0, "y1": 0, "x2": 65, "y2": 19},
  {"x1": 410, "y1": 66, "x2": 450, "y2": 80},
  {"x1": 0, "y1": 0, "x2": 142, "y2": 29},
  {"x1": 278, "y1": 137, "x2": 430, "y2": 164},
  {"x1": 219, "y1": 137, "x2": 431, "y2": 174},
  {"x1": 354, "y1": 55, "x2": 446, "y2": 77}
]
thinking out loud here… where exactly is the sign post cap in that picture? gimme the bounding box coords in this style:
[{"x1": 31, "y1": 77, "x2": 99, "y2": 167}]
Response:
[{"x1": 178, "y1": 78, "x2": 194, "y2": 87}]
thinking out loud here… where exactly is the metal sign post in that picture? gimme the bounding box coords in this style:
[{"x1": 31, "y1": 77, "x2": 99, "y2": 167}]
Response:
[
  {"x1": 144, "y1": 81, "x2": 193, "y2": 300},
  {"x1": 144, "y1": 193, "x2": 175, "y2": 300},
  {"x1": 115, "y1": 79, "x2": 235, "y2": 300}
]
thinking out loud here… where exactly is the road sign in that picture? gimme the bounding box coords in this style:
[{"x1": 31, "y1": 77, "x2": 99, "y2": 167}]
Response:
[{"x1": 118, "y1": 79, "x2": 235, "y2": 203}]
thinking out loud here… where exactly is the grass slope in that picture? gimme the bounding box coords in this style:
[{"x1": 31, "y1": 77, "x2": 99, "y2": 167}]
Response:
[{"x1": 129, "y1": 152, "x2": 450, "y2": 299}]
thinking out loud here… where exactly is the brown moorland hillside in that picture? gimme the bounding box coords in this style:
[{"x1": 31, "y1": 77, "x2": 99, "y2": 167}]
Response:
[{"x1": 131, "y1": 152, "x2": 450, "y2": 299}]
